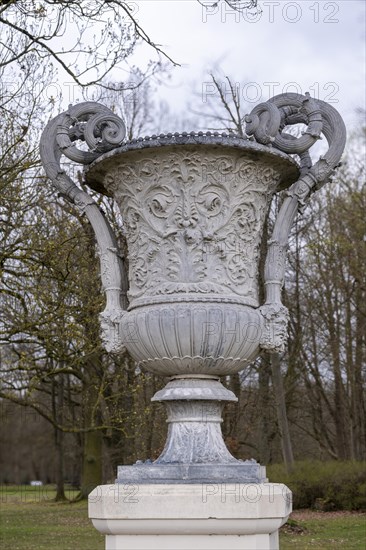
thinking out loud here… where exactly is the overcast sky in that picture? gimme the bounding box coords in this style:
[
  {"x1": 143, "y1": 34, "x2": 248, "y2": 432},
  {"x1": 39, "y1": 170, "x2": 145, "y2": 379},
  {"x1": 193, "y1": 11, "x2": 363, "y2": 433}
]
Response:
[{"x1": 128, "y1": 0, "x2": 365, "y2": 129}]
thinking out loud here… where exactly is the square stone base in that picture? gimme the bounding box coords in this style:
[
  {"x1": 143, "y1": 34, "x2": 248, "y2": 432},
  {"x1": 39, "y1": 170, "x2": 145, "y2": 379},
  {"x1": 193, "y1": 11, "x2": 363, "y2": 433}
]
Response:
[
  {"x1": 101, "y1": 531, "x2": 278, "y2": 550},
  {"x1": 89, "y1": 483, "x2": 291, "y2": 550}
]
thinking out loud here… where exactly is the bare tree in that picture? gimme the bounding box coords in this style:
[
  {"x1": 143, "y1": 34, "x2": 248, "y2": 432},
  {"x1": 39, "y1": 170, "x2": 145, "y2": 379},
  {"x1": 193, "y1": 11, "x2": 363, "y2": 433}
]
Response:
[
  {"x1": 191, "y1": 72, "x2": 247, "y2": 135},
  {"x1": 0, "y1": 1, "x2": 176, "y2": 89}
]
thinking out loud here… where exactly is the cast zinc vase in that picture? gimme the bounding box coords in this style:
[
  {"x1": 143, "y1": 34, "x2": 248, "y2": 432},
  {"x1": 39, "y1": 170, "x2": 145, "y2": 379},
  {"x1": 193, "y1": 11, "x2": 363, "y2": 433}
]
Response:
[{"x1": 84, "y1": 131, "x2": 298, "y2": 376}]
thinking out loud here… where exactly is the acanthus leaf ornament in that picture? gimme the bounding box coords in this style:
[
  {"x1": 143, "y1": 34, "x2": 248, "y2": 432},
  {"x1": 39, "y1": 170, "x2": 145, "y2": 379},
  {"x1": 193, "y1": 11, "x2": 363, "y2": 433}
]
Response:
[{"x1": 104, "y1": 149, "x2": 280, "y2": 307}]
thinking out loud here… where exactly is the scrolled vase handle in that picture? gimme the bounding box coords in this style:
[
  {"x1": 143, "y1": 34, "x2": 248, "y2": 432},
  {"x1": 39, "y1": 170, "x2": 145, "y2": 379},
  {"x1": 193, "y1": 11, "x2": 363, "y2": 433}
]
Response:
[
  {"x1": 40, "y1": 102, "x2": 128, "y2": 353},
  {"x1": 245, "y1": 93, "x2": 347, "y2": 353}
]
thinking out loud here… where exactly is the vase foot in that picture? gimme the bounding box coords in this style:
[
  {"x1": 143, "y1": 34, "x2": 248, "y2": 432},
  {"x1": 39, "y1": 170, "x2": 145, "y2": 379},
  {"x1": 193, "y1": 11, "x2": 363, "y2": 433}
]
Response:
[
  {"x1": 116, "y1": 460, "x2": 267, "y2": 484},
  {"x1": 117, "y1": 375, "x2": 266, "y2": 484}
]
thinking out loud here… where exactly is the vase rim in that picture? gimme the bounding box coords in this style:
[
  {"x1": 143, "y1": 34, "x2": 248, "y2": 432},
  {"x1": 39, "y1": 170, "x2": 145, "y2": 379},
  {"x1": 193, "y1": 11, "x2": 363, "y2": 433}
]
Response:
[{"x1": 84, "y1": 133, "x2": 300, "y2": 195}]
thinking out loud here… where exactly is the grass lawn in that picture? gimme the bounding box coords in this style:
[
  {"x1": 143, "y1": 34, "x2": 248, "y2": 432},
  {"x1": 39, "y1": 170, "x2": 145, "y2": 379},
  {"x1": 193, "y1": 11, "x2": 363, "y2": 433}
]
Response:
[
  {"x1": 1, "y1": 485, "x2": 365, "y2": 549},
  {"x1": 281, "y1": 510, "x2": 366, "y2": 550},
  {"x1": 0, "y1": 485, "x2": 103, "y2": 550}
]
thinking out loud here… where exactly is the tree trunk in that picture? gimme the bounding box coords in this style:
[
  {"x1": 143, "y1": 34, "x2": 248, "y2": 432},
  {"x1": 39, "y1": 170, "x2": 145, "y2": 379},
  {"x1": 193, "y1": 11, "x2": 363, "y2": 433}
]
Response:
[
  {"x1": 353, "y1": 283, "x2": 366, "y2": 460},
  {"x1": 53, "y1": 368, "x2": 67, "y2": 501},
  {"x1": 79, "y1": 428, "x2": 103, "y2": 499},
  {"x1": 54, "y1": 426, "x2": 66, "y2": 501},
  {"x1": 77, "y1": 222, "x2": 105, "y2": 499},
  {"x1": 257, "y1": 211, "x2": 274, "y2": 464},
  {"x1": 257, "y1": 355, "x2": 272, "y2": 464},
  {"x1": 78, "y1": 358, "x2": 104, "y2": 499},
  {"x1": 271, "y1": 352, "x2": 294, "y2": 471}
]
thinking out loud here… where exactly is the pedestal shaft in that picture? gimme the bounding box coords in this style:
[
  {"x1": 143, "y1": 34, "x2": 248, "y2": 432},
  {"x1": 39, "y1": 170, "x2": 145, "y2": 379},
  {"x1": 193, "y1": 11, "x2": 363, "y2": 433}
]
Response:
[
  {"x1": 116, "y1": 376, "x2": 266, "y2": 483},
  {"x1": 154, "y1": 376, "x2": 237, "y2": 464}
]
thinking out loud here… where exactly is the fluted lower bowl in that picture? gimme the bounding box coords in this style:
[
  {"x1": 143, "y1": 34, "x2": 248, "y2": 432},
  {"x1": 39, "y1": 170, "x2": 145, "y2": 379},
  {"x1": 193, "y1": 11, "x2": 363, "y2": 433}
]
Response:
[{"x1": 120, "y1": 302, "x2": 263, "y2": 376}]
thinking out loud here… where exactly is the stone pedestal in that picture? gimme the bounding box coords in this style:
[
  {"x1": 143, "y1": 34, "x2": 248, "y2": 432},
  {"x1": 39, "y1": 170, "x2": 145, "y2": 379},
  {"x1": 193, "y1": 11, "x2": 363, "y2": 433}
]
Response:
[{"x1": 89, "y1": 483, "x2": 291, "y2": 550}]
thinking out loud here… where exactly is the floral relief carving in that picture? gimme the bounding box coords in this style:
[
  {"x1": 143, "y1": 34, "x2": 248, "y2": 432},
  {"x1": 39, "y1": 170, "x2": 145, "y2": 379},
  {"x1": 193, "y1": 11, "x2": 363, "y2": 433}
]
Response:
[{"x1": 105, "y1": 148, "x2": 281, "y2": 308}]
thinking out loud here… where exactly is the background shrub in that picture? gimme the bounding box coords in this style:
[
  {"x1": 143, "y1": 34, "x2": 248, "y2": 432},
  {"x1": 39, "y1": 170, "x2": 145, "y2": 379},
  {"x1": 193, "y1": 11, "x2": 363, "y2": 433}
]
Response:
[{"x1": 268, "y1": 461, "x2": 366, "y2": 510}]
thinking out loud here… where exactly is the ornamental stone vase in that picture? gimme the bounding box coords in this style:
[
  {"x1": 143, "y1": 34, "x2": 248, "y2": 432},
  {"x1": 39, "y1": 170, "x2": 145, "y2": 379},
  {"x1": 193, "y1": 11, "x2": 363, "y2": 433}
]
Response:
[{"x1": 40, "y1": 93, "x2": 346, "y2": 485}]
